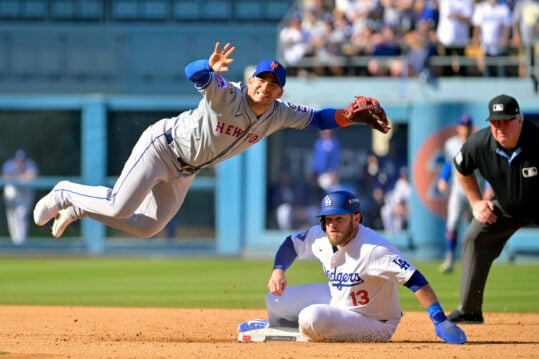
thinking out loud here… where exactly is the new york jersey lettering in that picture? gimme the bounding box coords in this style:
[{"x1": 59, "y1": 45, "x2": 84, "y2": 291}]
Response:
[{"x1": 214, "y1": 121, "x2": 261, "y2": 144}]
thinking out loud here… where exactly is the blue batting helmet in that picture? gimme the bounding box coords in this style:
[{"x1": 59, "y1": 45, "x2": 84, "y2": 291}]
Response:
[{"x1": 317, "y1": 191, "x2": 361, "y2": 217}]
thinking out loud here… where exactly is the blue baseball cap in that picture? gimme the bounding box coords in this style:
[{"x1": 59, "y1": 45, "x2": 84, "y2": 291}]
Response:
[
  {"x1": 252, "y1": 59, "x2": 287, "y2": 87},
  {"x1": 458, "y1": 114, "x2": 472, "y2": 126},
  {"x1": 317, "y1": 191, "x2": 361, "y2": 217}
]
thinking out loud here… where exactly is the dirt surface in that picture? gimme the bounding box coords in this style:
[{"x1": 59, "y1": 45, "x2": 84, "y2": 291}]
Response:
[{"x1": 0, "y1": 306, "x2": 537, "y2": 359}]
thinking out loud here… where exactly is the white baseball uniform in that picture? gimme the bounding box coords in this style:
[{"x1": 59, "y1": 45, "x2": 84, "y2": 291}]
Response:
[
  {"x1": 2, "y1": 154, "x2": 38, "y2": 245},
  {"x1": 266, "y1": 224, "x2": 417, "y2": 342},
  {"x1": 443, "y1": 134, "x2": 470, "y2": 232}
]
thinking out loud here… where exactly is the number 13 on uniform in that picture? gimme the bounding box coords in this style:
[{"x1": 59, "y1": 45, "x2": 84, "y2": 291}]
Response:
[{"x1": 350, "y1": 289, "x2": 369, "y2": 306}]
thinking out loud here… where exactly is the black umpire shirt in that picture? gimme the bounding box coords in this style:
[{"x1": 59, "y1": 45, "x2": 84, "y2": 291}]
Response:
[{"x1": 454, "y1": 120, "x2": 539, "y2": 223}]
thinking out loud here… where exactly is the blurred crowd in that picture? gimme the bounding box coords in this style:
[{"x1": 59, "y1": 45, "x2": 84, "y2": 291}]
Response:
[
  {"x1": 279, "y1": 0, "x2": 539, "y2": 78},
  {"x1": 267, "y1": 133, "x2": 411, "y2": 234}
]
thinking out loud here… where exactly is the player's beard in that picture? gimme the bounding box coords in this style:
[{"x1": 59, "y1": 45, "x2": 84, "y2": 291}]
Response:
[{"x1": 327, "y1": 217, "x2": 355, "y2": 247}]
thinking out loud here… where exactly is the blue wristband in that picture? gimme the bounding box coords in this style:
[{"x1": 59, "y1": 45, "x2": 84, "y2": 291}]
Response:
[{"x1": 427, "y1": 302, "x2": 447, "y2": 325}]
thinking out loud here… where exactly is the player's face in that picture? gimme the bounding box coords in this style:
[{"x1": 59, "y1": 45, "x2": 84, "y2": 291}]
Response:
[
  {"x1": 247, "y1": 73, "x2": 283, "y2": 107},
  {"x1": 324, "y1": 214, "x2": 359, "y2": 248},
  {"x1": 489, "y1": 116, "x2": 523, "y2": 150},
  {"x1": 456, "y1": 124, "x2": 472, "y2": 140}
]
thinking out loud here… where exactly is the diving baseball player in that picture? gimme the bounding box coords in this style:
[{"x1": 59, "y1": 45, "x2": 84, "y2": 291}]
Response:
[
  {"x1": 33, "y1": 42, "x2": 389, "y2": 238},
  {"x1": 238, "y1": 191, "x2": 467, "y2": 344}
]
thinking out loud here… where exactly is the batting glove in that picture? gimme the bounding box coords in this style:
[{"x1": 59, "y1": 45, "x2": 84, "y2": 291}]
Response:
[
  {"x1": 435, "y1": 319, "x2": 467, "y2": 344},
  {"x1": 427, "y1": 302, "x2": 467, "y2": 344}
]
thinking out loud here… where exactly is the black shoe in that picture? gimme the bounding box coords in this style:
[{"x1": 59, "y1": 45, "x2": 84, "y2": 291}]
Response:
[{"x1": 448, "y1": 310, "x2": 484, "y2": 324}]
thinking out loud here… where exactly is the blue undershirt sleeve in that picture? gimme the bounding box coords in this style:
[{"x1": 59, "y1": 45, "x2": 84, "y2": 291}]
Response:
[
  {"x1": 184, "y1": 59, "x2": 213, "y2": 87},
  {"x1": 439, "y1": 161, "x2": 452, "y2": 181},
  {"x1": 404, "y1": 270, "x2": 429, "y2": 292},
  {"x1": 307, "y1": 109, "x2": 340, "y2": 130},
  {"x1": 405, "y1": 270, "x2": 449, "y2": 325},
  {"x1": 273, "y1": 236, "x2": 298, "y2": 271}
]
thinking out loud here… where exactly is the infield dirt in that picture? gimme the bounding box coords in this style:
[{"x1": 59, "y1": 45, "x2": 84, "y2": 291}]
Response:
[{"x1": 0, "y1": 306, "x2": 537, "y2": 358}]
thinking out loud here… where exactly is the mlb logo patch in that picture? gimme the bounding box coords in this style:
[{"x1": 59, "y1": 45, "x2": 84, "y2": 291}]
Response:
[
  {"x1": 522, "y1": 167, "x2": 538, "y2": 178},
  {"x1": 493, "y1": 104, "x2": 504, "y2": 112}
]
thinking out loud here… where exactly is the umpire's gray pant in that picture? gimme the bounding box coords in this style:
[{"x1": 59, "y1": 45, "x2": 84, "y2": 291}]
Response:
[{"x1": 458, "y1": 207, "x2": 532, "y2": 314}]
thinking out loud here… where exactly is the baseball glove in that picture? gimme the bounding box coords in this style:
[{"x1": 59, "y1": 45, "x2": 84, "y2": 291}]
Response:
[{"x1": 343, "y1": 96, "x2": 390, "y2": 134}]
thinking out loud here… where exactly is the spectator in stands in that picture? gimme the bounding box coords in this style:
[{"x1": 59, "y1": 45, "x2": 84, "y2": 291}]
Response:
[
  {"x1": 2, "y1": 150, "x2": 39, "y2": 245},
  {"x1": 301, "y1": 1, "x2": 327, "y2": 33},
  {"x1": 337, "y1": 0, "x2": 383, "y2": 32},
  {"x1": 365, "y1": 25, "x2": 402, "y2": 76},
  {"x1": 346, "y1": 2, "x2": 385, "y2": 63},
  {"x1": 356, "y1": 153, "x2": 386, "y2": 230},
  {"x1": 309, "y1": 129, "x2": 342, "y2": 192},
  {"x1": 358, "y1": 152, "x2": 386, "y2": 190},
  {"x1": 436, "y1": 0, "x2": 474, "y2": 76},
  {"x1": 268, "y1": 167, "x2": 315, "y2": 230},
  {"x1": 389, "y1": 18, "x2": 439, "y2": 79},
  {"x1": 360, "y1": 184, "x2": 386, "y2": 230},
  {"x1": 414, "y1": 0, "x2": 439, "y2": 29},
  {"x1": 511, "y1": 0, "x2": 539, "y2": 77},
  {"x1": 380, "y1": 0, "x2": 416, "y2": 35},
  {"x1": 348, "y1": 23, "x2": 376, "y2": 60},
  {"x1": 471, "y1": 0, "x2": 513, "y2": 77},
  {"x1": 304, "y1": 11, "x2": 347, "y2": 76},
  {"x1": 303, "y1": 0, "x2": 334, "y2": 14},
  {"x1": 331, "y1": 9, "x2": 354, "y2": 73},
  {"x1": 376, "y1": 137, "x2": 408, "y2": 196},
  {"x1": 300, "y1": 5, "x2": 339, "y2": 76},
  {"x1": 279, "y1": 12, "x2": 313, "y2": 75},
  {"x1": 381, "y1": 166, "x2": 412, "y2": 233}
]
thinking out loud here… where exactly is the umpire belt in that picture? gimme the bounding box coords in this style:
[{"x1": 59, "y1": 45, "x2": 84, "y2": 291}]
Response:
[{"x1": 165, "y1": 128, "x2": 199, "y2": 174}]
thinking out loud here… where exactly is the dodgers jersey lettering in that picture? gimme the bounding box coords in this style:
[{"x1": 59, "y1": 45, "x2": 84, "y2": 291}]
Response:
[
  {"x1": 168, "y1": 72, "x2": 314, "y2": 168},
  {"x1": 290, "y1": 225, "x2": 416, "y2": 322}
]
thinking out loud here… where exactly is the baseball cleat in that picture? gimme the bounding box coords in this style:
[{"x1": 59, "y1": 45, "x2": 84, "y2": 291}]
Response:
[
  {"x1": 439, "y1": 259, "x2": 454, "y2": 273},
  {"x1": 447, "y1": 310, "x2": 484, "y2": 324},
  {"x1": 237, "y1": 319, "x2": 269, "y2": 333},
  {"x1": 52, "y1": 209, "x2": 75, "y2": 238},
  {"x1": 33, "y1": 190, "x2": 61, "y2": 226}
]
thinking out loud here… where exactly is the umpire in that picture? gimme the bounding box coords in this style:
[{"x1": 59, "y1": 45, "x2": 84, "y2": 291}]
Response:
[{"x1": 447, "y1": 94, "x2": 539, "y2": 324}]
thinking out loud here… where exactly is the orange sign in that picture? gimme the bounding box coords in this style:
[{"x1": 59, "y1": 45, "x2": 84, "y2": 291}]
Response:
[{"x1": 413, "y1": 126, "x2": 456, "y2": 219}]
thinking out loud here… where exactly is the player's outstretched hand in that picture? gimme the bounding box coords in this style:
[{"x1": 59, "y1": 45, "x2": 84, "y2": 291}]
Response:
[
  {"x1": 209, "y1": 42, "x2": 236, "y2": 73},
  {"x1": 435, "y1": 319, "x2": 467, "y2": 344}
]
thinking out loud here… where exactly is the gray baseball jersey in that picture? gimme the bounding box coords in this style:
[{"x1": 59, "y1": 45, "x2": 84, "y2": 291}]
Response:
[
  {"x1": 169, "y1": 73, "x2": 314, "y2": 169},
  {"x1": 38, "y1": 68, "x2": 323, "y2": 238}
]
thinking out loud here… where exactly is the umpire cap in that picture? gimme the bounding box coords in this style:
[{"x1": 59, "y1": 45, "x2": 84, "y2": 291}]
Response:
[
  {"x1": 317, "y1": 191, "x2": 361, "y2": 217},
  {"x1": 487, "y1": 94, "x2": 520, "y2": 121}
]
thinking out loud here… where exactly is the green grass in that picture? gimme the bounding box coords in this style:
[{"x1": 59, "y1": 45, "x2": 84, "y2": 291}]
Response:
[{"x1": 0, "y1": 258, "x2": 537, "y2": 313}]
